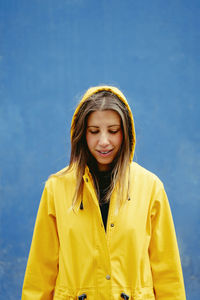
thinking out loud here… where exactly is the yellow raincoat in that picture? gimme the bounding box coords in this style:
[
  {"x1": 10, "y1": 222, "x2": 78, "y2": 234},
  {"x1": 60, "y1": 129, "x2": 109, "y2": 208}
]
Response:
[{"x1": 22, "y1": 86, "x2": 186, "y2": 299}]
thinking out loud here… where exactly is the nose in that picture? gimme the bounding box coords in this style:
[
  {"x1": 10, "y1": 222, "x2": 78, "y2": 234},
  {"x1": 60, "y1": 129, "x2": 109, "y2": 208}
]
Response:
[{"x1": 98, "y1": 132, "x2": 109, "y2": 147}]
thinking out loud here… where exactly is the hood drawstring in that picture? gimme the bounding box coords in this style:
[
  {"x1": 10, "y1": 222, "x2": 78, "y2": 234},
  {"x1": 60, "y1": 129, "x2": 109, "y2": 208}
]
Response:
[
  {"x1": 78, "y1": 294, "x2": 87, "y2": 299},
  {"x1": 80, "y1": 201, "x2": 84, "y2": 210},
  {"x1": 121, "y1": 292, "x2": 129, "y2": 299},
  {"x1": 80, "y1": 189, "x2": 84, "y2": 210},
  {"x1": 127, "y1": 165, "x2": 131, "y2": 201}
]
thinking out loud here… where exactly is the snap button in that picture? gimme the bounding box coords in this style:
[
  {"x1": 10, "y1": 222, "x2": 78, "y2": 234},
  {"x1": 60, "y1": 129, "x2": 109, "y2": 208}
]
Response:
[
  {"x1": 106, "y1": 275, "x2": 111, "y2": 280},
  {"x1": 110, "y1": 223, "x2": 114, "y2": 227}
]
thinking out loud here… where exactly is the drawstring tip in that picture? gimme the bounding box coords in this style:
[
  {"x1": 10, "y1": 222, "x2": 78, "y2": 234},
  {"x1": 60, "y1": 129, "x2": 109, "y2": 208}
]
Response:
[
  {"x1": 80, "y1": 201, "x2": 84, "y2": 210},
  {"x1": 78, "y1": 294, "x2": 87, "y2": 300},
  {"x1": 121, "y1": 293, "x2": 129, "y2": 299}
]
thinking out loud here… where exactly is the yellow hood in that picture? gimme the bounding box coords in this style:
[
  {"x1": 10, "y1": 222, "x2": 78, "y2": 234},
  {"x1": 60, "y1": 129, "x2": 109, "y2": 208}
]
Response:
[{"x1": 71, "y1": 85, "x2": 136, "y2": 161}]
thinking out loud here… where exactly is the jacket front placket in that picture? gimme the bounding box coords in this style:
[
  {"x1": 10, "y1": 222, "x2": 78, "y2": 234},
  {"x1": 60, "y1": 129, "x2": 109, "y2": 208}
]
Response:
[{"x1": 83, "y1": 170, "x2": 113, "y2": 299}]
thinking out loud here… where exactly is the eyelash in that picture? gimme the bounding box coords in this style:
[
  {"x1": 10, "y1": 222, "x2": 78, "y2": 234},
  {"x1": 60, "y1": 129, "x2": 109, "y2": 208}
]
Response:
[{"x1": 89, "y1": 130, "x2": 119, "y2": 134}]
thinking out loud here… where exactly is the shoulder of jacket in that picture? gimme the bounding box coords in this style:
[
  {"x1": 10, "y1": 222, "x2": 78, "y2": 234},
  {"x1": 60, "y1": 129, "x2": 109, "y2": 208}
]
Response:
[
  {"x1": 45, "y1": 166, "x2": 76, "y2": 189},
  {"x1": 130, "y1": 161, "x2": 164, "y2": 187}
]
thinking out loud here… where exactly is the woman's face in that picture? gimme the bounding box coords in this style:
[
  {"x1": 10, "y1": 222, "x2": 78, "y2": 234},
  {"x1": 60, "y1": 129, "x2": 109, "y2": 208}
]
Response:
[{"x1": 86, "y1": 110, "x2": 123, "y2": 171}]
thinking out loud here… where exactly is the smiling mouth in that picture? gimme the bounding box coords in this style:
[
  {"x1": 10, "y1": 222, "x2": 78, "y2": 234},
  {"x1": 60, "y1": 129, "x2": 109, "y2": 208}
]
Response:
[
  {"x1": 99, "y1": 150, "x2": 110, "y2": 154},
  {"x1": 97, "y1": 149, "x2": 113, "y2": 155}
]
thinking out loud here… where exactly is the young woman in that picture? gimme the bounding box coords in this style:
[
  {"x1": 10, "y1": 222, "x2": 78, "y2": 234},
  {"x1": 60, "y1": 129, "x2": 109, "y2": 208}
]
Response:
[{"x1": 22, "y1": 86, "x2": 186, "y2": 299}]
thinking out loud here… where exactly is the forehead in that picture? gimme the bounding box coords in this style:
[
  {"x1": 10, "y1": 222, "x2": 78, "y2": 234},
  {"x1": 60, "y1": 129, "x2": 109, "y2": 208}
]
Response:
[{"x1": 87, "y1": 110, "x2": 121, "y2": 126}]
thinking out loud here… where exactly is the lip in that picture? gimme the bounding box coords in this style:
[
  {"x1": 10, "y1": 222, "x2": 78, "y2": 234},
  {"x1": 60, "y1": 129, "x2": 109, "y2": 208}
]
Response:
[{"x1": 96, "y1": 149, "x2": 113, "y2": 157}]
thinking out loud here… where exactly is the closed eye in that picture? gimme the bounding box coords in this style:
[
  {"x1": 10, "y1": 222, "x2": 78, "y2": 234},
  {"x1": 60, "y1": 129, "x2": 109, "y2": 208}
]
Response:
[
  {"x1": 89, "y1": 130, "x2": 99, "y2": 134},
  {"x1": 109, "y1": 129, "x2": 120, "y2": 134}
]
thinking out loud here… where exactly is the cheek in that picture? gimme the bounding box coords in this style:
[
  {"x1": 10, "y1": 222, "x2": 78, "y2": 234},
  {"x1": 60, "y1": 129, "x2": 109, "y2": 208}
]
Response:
[
  {"x1": 115, "y1": 132, "x2": 123, "y2": 147},
  {"x1": 86, "y1": 133, "x2": 95, "y2": 149},
  {"x1": 86, "y1": 133, "x2": 90, "y2": 148}
]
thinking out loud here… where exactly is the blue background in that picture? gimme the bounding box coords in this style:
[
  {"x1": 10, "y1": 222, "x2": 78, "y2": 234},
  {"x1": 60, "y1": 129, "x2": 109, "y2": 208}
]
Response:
[{"x1": 0, "y1": 0, "x2": 199, "y2": 299}]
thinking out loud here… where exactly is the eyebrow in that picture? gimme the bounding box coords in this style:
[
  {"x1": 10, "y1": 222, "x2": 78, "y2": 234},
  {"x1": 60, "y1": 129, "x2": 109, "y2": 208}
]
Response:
[{"x1": 87, "y1": 124, "x2": 121, "y2": 128}]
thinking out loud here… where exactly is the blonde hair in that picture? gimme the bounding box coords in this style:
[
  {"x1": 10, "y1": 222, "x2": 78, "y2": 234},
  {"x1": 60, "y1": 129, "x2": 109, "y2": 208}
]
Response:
[{"x1": 59, "y1": 90, "x2": 133, "y2": 206}]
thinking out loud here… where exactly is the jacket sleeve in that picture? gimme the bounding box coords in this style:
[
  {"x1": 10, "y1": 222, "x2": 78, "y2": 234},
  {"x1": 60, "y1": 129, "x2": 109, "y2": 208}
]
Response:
[
  {"x1": 22, "y1": 181, "x2": 59, "y2": 300},
  {"x1": 149, "y1": 183, "x2": 186, "y2": 300}
]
